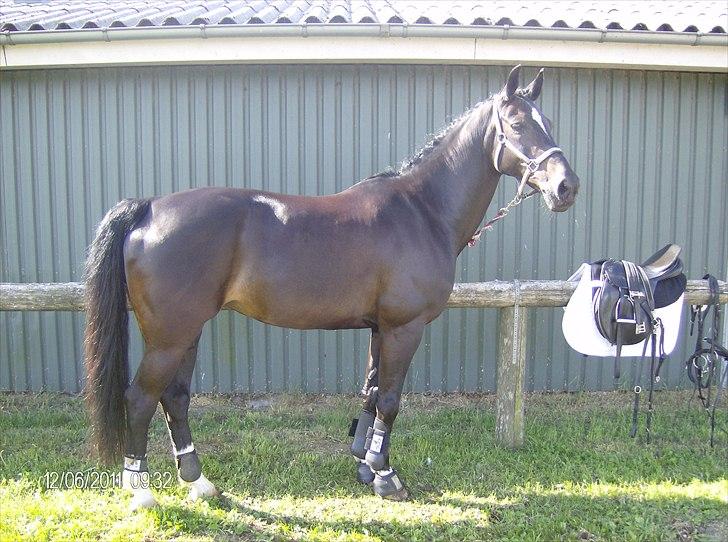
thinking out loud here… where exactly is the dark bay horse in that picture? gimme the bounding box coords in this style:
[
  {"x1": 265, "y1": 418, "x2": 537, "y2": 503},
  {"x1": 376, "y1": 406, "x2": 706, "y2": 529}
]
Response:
[{"x1": 83, "y1": 66, "x2": 579, "y2": 508}]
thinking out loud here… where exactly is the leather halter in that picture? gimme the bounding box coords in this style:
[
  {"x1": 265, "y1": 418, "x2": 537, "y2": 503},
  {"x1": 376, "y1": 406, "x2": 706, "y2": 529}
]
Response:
[
  {"x1": 468, "y1": 99, "x2": 564, "y2": 247},
  {"x1": 490, "y1": 98, "x2": 563, "y2": 199}
]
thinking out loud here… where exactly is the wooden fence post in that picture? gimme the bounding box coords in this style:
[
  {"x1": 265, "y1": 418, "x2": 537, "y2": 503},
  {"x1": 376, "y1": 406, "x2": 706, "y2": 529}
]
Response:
[{"x1": 495, "y1": 281, "x2": 528, "y2": 448}]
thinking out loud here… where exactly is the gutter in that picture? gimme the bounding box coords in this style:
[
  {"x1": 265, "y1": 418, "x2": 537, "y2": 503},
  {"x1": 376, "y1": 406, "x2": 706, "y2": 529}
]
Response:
[
  {"x1": 1, "y1": 23, "x2": 726, "y2": 71},
  {"x1": 1, "y1": 23, "x2": 726, "y2": 47}
]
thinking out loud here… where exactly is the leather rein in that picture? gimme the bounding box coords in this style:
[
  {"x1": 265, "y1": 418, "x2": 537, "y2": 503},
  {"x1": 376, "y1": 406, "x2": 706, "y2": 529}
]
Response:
[{"x1": 468, "y1": 100, "x2": 563, "y2": 247}]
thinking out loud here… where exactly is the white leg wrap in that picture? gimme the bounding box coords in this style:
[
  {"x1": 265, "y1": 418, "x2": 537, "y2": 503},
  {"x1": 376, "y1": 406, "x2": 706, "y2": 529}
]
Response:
[
  {"x1": 122, "y1": 469, "x2": 158, "y2": 510},
  {"x1": 184, "y1": 472, "x2": 218, "y2": 500},
  {"x1": 175, "y1": 443, "x2": 195, "y2": 456}
]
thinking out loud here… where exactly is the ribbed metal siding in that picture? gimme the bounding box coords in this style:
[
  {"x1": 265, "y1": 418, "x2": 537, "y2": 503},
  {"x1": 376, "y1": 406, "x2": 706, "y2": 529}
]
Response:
[{"x1": 1, "y1": 65, "x2": 726, "y2": 393}]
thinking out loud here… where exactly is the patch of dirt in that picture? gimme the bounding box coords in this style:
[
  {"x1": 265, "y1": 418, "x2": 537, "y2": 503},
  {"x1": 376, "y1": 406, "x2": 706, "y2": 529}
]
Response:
[
  {"x1": 184, "y1": 390, "x2": 699, "y2": 414},
  {"x1": 2, "y1": 390, "x2": 695, "y2": 418},
  {"x1": 400, "y1": 393, "x2": 496, "y2": 411},
  {"x1": 276, "y1": 429, "x2": 349, "y2": 455},
  {"x1": 672, "y1": 519, "x2": 695, "y2": 541},
  {"x1": 188, "y1": 392, "x2": 499, "y2": 414},
  {"x1": 671, "y1": 518, "x2": 728, "y2": 542},
  {"x1": 698, "y1": 518, "x2": 728, "y2": 542},
  {"x1": 0, "y1": 391, "x2": 82, "y2": 411}
]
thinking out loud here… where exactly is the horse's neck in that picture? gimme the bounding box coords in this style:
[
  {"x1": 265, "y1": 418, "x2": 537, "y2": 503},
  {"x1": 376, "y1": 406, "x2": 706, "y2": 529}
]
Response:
[{"x1": 411, "y1": 102, "x2": 501, "y2": 253}]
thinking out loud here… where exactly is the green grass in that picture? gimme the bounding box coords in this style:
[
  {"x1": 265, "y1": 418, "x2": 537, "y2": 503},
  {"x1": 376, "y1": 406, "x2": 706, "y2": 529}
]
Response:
[{"x1": 0, "y1": 391, "x2": 726, "y2": 541}]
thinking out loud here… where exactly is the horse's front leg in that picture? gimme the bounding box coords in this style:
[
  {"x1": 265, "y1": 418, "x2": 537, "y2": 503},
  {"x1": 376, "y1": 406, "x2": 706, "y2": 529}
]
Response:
[
  {"x1": 364, "y1": 320, "x2": 424, "y2": 500},
  {"x1": 351, "y1": 331, "x2": 381, "y2": 484}
]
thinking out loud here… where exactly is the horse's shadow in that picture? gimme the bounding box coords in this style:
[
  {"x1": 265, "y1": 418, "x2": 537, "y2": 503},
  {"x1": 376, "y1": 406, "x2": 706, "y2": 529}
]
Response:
[
  {"x1": 151, "y1": 491, "x2": 494, "y2": 541},
  {"x1": 149, "y1": 486, "x2": 727, "y2": 541}
]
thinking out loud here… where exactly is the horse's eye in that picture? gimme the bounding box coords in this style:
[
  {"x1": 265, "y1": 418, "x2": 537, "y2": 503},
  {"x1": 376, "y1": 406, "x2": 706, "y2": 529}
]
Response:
[{"x1": 511, "y1": 122, "x2": 525, "y2": 133}]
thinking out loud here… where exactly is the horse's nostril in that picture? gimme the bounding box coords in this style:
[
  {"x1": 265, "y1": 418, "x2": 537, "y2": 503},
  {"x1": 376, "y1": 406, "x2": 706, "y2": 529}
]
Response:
[
  {"x1": 557, "y1": 179, "x2": 570, "y2": 198},
  {"x1": 556, "y1": 174, "x2": 579, "y2": 199}
]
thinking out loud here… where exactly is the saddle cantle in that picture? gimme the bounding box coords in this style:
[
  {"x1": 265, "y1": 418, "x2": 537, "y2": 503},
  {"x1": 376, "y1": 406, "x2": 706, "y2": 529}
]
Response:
[
  {"x1": 641, "y1": 244, "x2": 686, "y2": 308},
  {"x1": 588, "y1": 244, "x2": 687, "y2": 378}
]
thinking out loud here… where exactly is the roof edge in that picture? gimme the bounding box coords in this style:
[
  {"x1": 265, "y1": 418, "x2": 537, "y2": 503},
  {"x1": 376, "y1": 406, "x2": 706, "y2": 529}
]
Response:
[
  {"x1": 1, "y1": 23, "x2": 726, "y2": 47},
  {"x1": 3, "y1": 25, "x2": 727, "y2": 72}
]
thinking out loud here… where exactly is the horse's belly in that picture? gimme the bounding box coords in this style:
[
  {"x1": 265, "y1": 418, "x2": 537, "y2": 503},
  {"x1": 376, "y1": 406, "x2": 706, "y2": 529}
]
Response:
[
  {"x1": 223, "y1": 296, "x2": 371, "y2": 330},
  {"x1": 222, "y1": 271, "x2": 377, "y2": 331}
]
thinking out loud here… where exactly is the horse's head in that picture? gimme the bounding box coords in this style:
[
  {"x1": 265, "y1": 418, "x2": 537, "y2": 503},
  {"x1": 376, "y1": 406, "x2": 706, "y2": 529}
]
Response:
[{"x1": 489, "y1": 65, "x2": 579, "y2": 212}]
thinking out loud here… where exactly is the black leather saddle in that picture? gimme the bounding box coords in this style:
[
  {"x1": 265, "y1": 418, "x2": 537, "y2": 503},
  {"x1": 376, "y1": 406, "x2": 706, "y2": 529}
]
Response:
[
  {"x1": 586, "y1": 244, "x2": 687, "y2": 440},
  {"x1": 589, "y1": 244, "x2": 687, "y2": 377}
]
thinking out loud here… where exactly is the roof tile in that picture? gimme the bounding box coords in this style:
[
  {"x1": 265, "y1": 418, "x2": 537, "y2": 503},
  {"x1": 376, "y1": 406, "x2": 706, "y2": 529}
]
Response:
[
  {"x1": 220, "y1": 3, "x2": 258, "y2": 24},
  {"x1": 1, "y1": 1, "x2": 725, "y2": 34},
  {"x1": 351, "y1": 1, "x2": 376, "y2": 24}
]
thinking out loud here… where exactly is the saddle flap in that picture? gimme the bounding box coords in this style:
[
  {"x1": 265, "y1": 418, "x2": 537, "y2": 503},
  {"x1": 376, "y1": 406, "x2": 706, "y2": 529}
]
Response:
[
  {"x1": 591, "y1": 259, "x2": 655, "y2": 347},
  {"x1": 652, "y1": 273, "x2": 687, "y2": 309}
]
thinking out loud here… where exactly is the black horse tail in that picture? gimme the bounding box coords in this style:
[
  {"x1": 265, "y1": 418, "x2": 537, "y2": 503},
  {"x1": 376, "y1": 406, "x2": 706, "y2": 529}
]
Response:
[{"x1": 83, "y1": 198, "x2": 151, "y2": 465}]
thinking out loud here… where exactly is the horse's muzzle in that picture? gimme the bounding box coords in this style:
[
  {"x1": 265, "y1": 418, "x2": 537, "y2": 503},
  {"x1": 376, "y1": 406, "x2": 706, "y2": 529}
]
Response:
[
  {"x1": 551, "y1": 171, "x2": 579, "y2": 211},
  {"x1": 539, "y1": 158, "x2": 579, "y2": 212}
]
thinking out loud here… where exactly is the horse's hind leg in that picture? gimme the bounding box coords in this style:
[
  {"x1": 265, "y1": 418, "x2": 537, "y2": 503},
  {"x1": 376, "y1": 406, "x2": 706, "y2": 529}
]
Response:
[
  {"x1": 364, "y1": 320, "x2": 424, "y2": 500},
  {"x1": 122, "y1": 344, "x2": 189, "y2": 510},
  {"x1": 351, "y1": 330, "x2": 381, "y2": 484},
  {"x1": 160, "y1": 335, "x2": 217, "y2": 500}
]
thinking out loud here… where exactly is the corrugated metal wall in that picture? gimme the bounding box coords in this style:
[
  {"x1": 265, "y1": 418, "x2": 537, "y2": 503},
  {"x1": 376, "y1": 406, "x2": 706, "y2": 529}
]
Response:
[{"x1": 1, "y1": 64, "x2": 726, "y2": 394}]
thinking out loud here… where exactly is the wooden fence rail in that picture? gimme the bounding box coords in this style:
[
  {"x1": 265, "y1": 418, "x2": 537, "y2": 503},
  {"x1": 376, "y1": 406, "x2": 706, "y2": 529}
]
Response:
[
  {"x1": 2, "y1": 280, "x2": 725, "y2": 311},
  {"x1": 1, "y1": 280, "x2": 726, "y2": 449}
]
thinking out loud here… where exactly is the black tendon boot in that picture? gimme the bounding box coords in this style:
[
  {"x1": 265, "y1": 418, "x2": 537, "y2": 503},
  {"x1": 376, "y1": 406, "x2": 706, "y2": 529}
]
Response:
[
  {"x1": 350, "y1": 409, "x2": 376, "y2": 484},
  {"x1": 364, "y1": 418, "x2": 408, "y2": 500}
]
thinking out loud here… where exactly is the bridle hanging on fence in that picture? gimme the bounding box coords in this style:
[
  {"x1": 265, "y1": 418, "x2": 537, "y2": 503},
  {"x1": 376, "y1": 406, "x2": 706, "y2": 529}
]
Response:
[
  {"x1": 686, "y1": 274, "x2": 727, "y2": 447},
  {"x1": 469, "y1": 100, "x2": 563, "y2": 247}
]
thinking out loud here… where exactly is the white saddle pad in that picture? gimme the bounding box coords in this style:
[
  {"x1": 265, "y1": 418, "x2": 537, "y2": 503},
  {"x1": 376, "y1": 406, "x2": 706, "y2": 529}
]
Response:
[{"x1": 562, "y1": 263, "x2": 684, "y2": 357}]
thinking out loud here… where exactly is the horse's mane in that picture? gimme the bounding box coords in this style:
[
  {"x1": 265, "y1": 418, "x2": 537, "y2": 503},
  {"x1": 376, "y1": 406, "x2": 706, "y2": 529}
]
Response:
[{"x1": 361, "y1": 96, "x2": 494, "y2": 183}]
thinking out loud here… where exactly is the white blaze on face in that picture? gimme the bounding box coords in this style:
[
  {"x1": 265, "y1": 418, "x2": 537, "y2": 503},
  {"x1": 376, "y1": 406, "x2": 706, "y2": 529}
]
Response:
[
  {"x1": 253, "y1": 194, "x2": 289, "y2": 224},
  {"x1": 530, "y1": 105, "x2": 549, "y2": 136},
  {"x1": 528, "y1": 103, "x2": 563, "y2": 197}
]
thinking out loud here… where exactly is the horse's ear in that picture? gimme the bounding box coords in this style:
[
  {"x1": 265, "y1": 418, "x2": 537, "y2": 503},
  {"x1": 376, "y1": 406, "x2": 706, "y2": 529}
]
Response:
[
  {"x1": 521, "y1": 68, "x2": 545, "y2": 101},
  {"x1": 502, "y1": 65, "x2": 521, "y2": 100}
]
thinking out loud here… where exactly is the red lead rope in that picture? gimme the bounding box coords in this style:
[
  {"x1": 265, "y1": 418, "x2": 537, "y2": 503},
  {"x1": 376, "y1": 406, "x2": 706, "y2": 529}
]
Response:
[
  {"x1": 468, "y1": 188, "x2": 539, "y2": 247},
  {"x1": 468, "y1": 211, "x2": 507, "y2": 247}
]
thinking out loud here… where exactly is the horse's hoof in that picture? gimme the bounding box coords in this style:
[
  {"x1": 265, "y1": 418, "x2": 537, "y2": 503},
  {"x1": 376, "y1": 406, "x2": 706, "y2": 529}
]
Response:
[
  {"x1": 356, "y1": 460, "x2": 375, "y2": 485},
  {"x1": 372, "y1": 468, "x2": 408, "y2": 500},
  {"x1": 186, "y1": 473, "x2": 218, "y2": 501},
  {"x1": 381, "y1": 486, "x2": 410, "y2": 501},
  {"x1": 129, "y1": 488, "x2": 158, "y2": 511}
]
